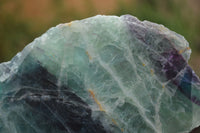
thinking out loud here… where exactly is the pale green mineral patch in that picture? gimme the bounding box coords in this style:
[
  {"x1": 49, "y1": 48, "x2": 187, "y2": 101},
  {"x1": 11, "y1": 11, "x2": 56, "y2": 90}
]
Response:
[{"x1": 0, "y1": 15, "x2": 199, "y2": 133}]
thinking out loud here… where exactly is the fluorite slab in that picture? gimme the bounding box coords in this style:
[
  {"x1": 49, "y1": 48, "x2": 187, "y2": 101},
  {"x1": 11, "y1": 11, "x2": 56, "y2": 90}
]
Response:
[{"x1": 0, "y1": 15, "x2": 200, "y2": 133}]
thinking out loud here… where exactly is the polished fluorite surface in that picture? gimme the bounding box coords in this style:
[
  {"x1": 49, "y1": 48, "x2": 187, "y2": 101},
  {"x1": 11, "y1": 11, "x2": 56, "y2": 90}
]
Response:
[{"x1": 0, "y1": 15, "x2": 200, "y2": 133}]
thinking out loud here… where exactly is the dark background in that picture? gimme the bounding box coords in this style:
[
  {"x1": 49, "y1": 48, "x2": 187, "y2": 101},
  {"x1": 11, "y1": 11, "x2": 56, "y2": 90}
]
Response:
[{"x1": 0, "y1": 0, "x2": 200, "y2": 132}]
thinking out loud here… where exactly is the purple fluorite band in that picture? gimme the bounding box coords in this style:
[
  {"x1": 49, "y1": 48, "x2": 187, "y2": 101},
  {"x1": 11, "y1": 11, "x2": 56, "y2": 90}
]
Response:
[{"x1": 123, "y1": 14, "x2": 200, "y2": 106}]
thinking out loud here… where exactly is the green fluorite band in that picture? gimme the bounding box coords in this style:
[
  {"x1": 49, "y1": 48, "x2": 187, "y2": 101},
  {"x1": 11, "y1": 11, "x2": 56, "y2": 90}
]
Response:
[{"x1": 0, "y1": 15, "x2": 199, "y2": 133}]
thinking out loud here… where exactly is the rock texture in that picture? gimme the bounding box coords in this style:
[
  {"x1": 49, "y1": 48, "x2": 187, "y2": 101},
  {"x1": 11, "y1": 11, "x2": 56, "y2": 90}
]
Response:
[{"x1": 0, "y1": 15, "x2": 200, "y2": 133}]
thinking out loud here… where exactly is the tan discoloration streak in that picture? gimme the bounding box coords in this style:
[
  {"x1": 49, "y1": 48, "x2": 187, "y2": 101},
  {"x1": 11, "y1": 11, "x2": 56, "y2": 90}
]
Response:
[
  {"x1": 88, "y1": 89, "x2": 124, "y2": 131},
  {"x1": 88, "y1": 89, "x2": 105, "y2": 112},
  {"x1": 150, "y1": 69, "x2": 154, "y2": 75},
  {"x1": 65, "y1": 22, "x2": 72, "y2": 27},
  {"x1": 86, "y1": 51, "x2": 92, "y2": 60},
  {"x1": 179, "y1": 47, "x2": 191, "y2": 54}
]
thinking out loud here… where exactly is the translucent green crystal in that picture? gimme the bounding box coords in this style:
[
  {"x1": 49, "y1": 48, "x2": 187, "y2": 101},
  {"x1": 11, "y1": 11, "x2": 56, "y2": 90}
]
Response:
[{"x1": 0, "y1": 15, "x2": 199, "y2": 133}]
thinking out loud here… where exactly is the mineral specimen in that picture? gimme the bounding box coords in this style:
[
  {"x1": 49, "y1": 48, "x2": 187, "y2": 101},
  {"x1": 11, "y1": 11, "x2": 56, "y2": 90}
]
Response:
[{"x1": 0, "y1": 15, "x2": 200, "y2": 133}]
